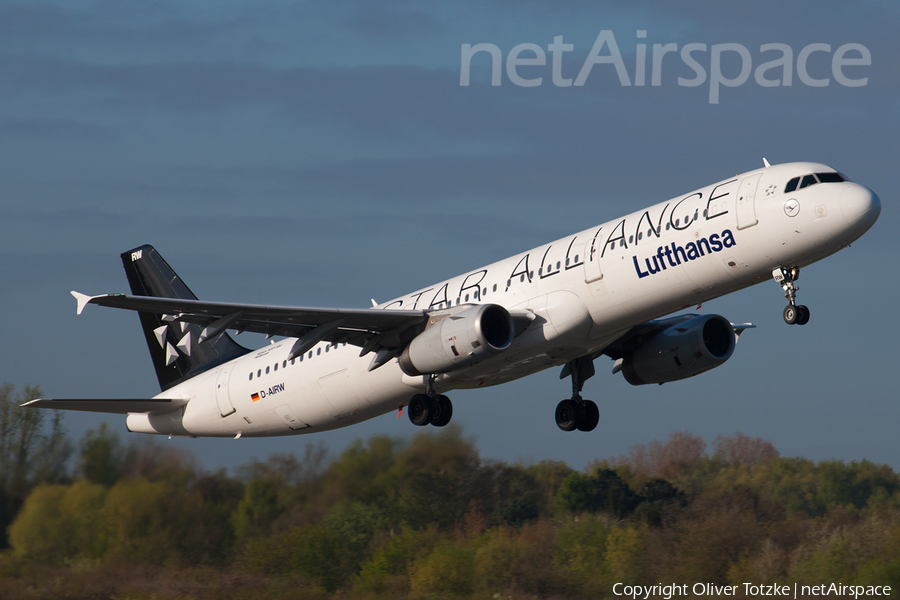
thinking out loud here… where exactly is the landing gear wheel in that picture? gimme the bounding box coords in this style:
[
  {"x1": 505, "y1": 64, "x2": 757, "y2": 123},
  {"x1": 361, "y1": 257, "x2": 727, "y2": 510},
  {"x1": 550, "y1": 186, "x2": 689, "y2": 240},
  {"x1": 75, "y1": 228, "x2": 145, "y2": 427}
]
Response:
[
  {"x1": 774, "y1": 267, "x2": 810, "y2": 326},
  {"x1": 408, "y1": 394, "x2": 432, "y2": 426},
  {"x1": 783, "y1": 305, "x2": 799, "y2": 325},
  {"x1": 555, "y1": 399, "x2": 579, "y2": 432},
  {"x1": 430, "y1": 395, "x2": 453, "y2": 427},
  {"x1": 576, "y1": 400, "x2": 599, "y2": 432}
]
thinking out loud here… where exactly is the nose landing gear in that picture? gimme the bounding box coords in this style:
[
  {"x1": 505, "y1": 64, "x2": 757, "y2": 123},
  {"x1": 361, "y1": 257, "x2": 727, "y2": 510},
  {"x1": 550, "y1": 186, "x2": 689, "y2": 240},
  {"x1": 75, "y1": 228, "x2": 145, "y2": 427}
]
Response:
[
  {"x1": 555, "y1": 356, "x2": 599, "y2": 432},
  {"x1": 773, "y1": 267, "x2": 810, "y2": 325}
]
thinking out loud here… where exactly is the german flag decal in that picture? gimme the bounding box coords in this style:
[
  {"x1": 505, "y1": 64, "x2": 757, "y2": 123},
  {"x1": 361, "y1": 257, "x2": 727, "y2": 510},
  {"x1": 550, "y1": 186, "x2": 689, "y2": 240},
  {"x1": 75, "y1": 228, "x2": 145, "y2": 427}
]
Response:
[{"x1": 250, "y1": 392, "x2": 260, "y2": 402}]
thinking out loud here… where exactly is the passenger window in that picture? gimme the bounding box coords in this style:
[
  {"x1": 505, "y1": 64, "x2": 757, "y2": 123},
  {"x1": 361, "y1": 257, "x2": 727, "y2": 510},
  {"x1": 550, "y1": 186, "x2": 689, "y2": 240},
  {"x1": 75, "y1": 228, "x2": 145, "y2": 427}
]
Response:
[
  {"x1": 249, "y1": 372, "x2": 253, "y2": 381},
  {"x1": 274, "y1": 363, "x2": 278, "y2": 371},
  {"x1": 785, "y1": 177, "x2": 800, "y2": 193},
  {"x1": 265, "y1": 366, "x2": 270, "y2": 374},
  {"x1": 799, "y1": 174, "x2": 818, "y2": 189},
  {"x1": 257, "y1": 370, "x2": 261, "y2": 377}
]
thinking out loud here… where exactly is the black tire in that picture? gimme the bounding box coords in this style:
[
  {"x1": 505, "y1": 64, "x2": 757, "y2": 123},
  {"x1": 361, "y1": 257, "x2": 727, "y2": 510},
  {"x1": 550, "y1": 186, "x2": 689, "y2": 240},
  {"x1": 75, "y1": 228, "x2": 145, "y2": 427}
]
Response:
[
  {"x1": 408, "y1": 394, "x2": 432, "y2": 426},
  {"x1": 555, "y1": 399, "x2": 579, "y2": 432},
  {"x1": 796, "y1": 305, "x2": 810, "y2": 325},
  {"x1": 576, "y1": 400, "x2": 599, "y2": 432},
  {"x1": 783, "y1": 305, "x2": 798, "y2": 325},
  {"x1": 430, "y1": 395, "x2": 453, "y2": 427}
]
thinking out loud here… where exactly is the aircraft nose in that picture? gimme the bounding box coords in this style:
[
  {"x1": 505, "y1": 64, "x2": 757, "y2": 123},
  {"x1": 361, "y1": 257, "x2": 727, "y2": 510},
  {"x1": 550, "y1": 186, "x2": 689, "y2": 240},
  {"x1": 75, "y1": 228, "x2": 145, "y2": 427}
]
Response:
[{"x1": 840, "y1": 184, "x2": 881, "y2": 233}]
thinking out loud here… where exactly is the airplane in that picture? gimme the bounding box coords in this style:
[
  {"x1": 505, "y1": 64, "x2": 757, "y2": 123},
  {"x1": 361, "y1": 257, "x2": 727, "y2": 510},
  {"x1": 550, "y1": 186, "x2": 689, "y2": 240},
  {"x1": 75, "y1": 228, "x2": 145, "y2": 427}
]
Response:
[{"x1": 26, "y1": 160, "x2": 880, "y2": 436}]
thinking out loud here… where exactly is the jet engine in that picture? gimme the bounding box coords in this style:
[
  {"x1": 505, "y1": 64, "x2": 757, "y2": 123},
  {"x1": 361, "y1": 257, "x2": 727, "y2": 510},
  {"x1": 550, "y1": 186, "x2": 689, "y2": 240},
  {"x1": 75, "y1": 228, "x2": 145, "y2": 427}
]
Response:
[
  {"x1": 399, "y1": 304, "x2": 514, "y2": 376},
  {"x1": 620, "y1": 314, "x2": 736, "y2": 385}
]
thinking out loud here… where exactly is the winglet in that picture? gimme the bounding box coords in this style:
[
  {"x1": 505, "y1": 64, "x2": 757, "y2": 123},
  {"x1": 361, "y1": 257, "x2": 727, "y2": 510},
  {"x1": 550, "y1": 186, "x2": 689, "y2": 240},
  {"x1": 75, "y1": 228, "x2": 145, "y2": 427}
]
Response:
[{"x1": 71, "y1": 291, "x2": 96, "y2": 315}]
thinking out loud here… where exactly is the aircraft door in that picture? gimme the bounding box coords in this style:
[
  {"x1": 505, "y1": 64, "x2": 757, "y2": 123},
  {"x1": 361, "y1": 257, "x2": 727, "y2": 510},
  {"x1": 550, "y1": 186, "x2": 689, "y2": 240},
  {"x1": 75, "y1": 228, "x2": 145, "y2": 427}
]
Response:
[
  {"x1": 215, "y1": 365, "x2": 236, "y2": 417},
  {"x1": 583, "y1": 228, "x2": 604, "y2": 283},
  {"x1": 736, "y1": 173, "x2": 761, "y2": 230}
]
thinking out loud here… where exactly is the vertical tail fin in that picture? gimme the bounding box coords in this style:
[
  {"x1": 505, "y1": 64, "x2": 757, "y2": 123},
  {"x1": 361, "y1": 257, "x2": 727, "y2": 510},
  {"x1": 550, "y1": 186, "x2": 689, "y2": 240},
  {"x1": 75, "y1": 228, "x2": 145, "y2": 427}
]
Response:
[{"x1": 122, "y1": 245, "x2": 249, "y2": 392}]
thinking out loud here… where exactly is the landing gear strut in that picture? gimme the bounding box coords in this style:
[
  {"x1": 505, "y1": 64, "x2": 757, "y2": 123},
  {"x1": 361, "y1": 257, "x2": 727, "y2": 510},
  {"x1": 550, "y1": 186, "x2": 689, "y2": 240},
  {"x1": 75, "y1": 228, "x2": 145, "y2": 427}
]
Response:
[
  {"x1": 408, "y1": 375, "x2": 453, "y2": 428},
  {"x1": 773, "y1": 267, "x2": 810, "y2": 325},
  {"x1": 555, "y1": 356, "x2": 599, "y2": 432}
]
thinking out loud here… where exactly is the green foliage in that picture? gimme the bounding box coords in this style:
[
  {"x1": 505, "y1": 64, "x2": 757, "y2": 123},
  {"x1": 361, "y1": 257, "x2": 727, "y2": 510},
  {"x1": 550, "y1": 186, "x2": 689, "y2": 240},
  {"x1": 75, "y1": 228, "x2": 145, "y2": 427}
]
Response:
[
  {"x1": 817, "y1": 459, "x2": 899, "y2": 510},
  {"x1": 244, "y1": 502, "x2": 387, "y2": 592},
  {"x1": 474, "y1": 522, "x2": 561, "y2": 595},
  {"x1": 408, "y1": 540, "x2": 477, "y2": 597},
  {"x1": 554, "y1": 516, "x2": 612, "y2": 595},
  {"x1": 232, "y1": 477, "x2": 285, "y2": 539},
  {"x1": 556, "y1": 467, "x2": 638, "y2": 518},
  {"x1": 101, "y1": 477, "x2": 178, "y2": 564},
  {"x1": 77, "y1": 422, "x2": 134, "y2": 486},
  {"x1": 8, "y1": 481, "x2": 107, "y2": 561},
  {"x1": 4, "y1": 417, "x2": 900, "y2": 599},
  {"x1": 0, "y1": 383, "x2": 72, "y2": 548},
  {"x1": 354, "y1": 527, "x2": 442, "y2": 595}
]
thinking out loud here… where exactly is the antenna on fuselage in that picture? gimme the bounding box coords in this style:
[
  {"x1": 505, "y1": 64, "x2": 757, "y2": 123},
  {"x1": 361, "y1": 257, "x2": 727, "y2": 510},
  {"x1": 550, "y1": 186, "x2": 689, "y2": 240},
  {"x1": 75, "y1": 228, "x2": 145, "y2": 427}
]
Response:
[{"x1": 762, "y1": 157, "x2": 771, "y2": 168}]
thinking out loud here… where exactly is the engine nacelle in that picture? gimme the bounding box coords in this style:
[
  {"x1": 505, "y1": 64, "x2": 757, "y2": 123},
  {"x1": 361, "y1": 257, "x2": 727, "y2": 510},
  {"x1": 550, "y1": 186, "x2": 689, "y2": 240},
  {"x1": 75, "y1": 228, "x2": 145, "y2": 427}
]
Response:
[
  {"x1": 621, "y1": 314, "x2": 735, "y2": 385},
  {"x1": 399, "y1": 304, "x2": 514, "y2": 376}
]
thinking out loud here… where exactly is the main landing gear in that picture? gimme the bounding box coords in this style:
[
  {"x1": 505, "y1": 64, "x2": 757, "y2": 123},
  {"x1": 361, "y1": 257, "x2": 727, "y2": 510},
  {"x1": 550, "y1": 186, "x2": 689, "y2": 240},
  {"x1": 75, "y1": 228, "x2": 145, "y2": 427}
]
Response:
[
  {"x1": 773, "y1": 267, "x2": 810, "y2": 325},
  {"x1": 555, "y1": 356, "x2": 599, "y2": 432},
  {"x1": 407, "y1": 376, "x2": 453, "y2": 428}
]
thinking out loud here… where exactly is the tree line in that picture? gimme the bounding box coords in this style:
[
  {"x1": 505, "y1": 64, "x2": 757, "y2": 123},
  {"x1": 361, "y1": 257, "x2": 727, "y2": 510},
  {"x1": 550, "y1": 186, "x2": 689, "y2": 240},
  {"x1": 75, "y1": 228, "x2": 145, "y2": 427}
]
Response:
[{"x1": 1, "y1": 383, "x2": 899, "y2": 599}]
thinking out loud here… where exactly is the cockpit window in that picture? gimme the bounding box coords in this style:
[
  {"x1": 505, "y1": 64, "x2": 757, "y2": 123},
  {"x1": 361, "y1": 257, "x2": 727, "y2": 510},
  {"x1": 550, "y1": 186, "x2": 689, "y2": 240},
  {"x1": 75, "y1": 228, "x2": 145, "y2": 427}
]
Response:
[
  {"x1": 786, "y1": 172, "x2": 847, "y2": 193},
  {"x1": 815, "y1": 172, "x2": 845, "y2": 183},
  {"x1": 799, "y1": 174, "x2": 818, "y2": 189}
]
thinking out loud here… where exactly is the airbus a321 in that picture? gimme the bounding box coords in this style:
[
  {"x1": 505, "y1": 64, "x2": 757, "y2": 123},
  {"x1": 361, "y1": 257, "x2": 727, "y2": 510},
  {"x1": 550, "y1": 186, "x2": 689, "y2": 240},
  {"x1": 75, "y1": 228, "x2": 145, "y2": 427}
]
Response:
[{"x1": 27, "y1": 161, "x2": 881, "y2": 436}]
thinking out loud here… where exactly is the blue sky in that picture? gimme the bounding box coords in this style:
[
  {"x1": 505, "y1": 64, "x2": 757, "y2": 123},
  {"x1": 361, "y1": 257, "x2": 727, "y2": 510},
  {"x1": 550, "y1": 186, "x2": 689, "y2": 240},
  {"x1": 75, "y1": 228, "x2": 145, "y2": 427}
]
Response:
[{"x1": 2, "y1": 1, "x2": 898, "y2": 472}]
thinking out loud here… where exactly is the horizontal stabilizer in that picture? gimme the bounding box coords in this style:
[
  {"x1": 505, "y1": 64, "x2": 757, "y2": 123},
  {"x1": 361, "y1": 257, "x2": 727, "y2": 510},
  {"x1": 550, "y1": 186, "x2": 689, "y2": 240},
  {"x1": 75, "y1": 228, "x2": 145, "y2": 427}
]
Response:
[{"x1": 22, "y1": 398, "x2": 186, "y2": 415}]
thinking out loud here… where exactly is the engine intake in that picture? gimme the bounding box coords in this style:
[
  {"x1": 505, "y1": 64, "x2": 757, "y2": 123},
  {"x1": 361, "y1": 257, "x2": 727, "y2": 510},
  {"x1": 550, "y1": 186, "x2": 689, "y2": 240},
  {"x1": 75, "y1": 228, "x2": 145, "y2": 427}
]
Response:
[
  {"x1": 399, "y1": 304, "x2": 514, "y2": 376},
  {"x1": 621, "y1": 314, "x2": 736, "y2": 385}
]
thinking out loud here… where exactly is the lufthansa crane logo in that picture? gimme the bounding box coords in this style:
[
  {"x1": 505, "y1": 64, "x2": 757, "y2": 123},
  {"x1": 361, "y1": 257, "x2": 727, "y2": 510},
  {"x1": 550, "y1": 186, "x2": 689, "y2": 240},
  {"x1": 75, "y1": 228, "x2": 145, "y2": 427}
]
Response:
[{"x1": 784, "y1": 198, "x2": 800, "y2": 217}]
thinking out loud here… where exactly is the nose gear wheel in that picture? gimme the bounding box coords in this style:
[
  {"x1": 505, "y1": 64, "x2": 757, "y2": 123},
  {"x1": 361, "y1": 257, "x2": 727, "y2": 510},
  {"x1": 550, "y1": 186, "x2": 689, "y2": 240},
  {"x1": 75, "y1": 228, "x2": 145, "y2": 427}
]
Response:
[{"x1": 773, "y1": 267, "x2": 810, "y2": 325}]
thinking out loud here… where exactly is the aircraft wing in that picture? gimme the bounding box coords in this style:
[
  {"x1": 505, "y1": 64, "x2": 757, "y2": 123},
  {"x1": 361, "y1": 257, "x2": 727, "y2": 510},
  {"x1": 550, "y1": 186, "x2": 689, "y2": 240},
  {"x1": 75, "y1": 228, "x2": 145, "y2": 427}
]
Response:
[
  {"x1": 21, "y1": 398, "x2": 186, "y2": 414},
  {"x1": 71, "y1": 292, "x2": 428, "y2": 359}
]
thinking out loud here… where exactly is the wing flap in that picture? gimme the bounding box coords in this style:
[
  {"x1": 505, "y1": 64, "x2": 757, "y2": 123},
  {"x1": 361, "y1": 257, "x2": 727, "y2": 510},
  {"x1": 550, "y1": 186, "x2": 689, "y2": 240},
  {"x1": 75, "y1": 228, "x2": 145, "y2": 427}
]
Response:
[{"x1": 22, "y1": 398, "x2": 186, "y2": 415}]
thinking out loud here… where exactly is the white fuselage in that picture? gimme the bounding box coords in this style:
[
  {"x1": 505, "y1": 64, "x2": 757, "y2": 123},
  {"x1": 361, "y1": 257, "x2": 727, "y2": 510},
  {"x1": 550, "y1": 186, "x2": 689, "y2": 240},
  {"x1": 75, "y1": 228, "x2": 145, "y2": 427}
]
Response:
[{"x1": 126, "y1": 162, "x2": 880, "y2": 437}]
